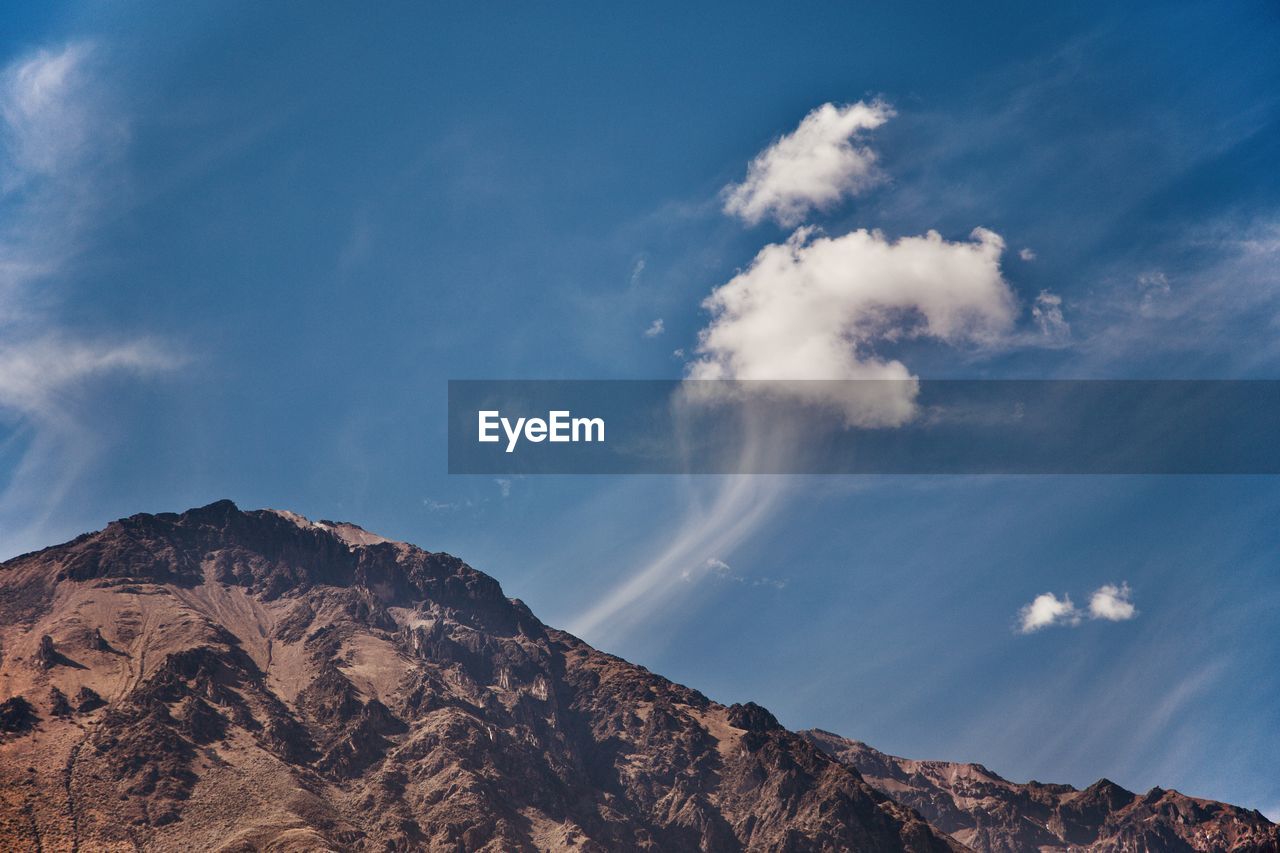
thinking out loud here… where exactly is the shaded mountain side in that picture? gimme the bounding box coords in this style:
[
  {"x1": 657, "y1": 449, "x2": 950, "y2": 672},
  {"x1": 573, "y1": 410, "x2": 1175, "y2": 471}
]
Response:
[
  {"x1": 0, "y1": 500, "x2": 959, "y2": 852},
  {"x1": 801, "y1": 730, "x2": 1280, "y2": 853}
]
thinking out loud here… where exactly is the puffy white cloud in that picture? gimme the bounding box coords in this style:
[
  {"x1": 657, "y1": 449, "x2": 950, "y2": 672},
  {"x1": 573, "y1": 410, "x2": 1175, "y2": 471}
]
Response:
[
  {"x1": 1089, "y1": 582, "x2": 1137, "y2": 621},
  {"x1": 1018, "y1": 592, "x2": 1080, "y2": 633},
  {"x1": 723, "y1": 101, "x2": 894, "y2": 227},
  {"x1": 1017, "y1": 583, "x2": 1138, "y2": 634},
  {"x1": 643, "y1": 318, "x2": 665, "y2": 337},
  {"x1": 1019, "y1": 247, "x2": 1036, "y2": 261},
  {"x1": 687, "y1": 226, "x2": 1016, "y2": 425}
]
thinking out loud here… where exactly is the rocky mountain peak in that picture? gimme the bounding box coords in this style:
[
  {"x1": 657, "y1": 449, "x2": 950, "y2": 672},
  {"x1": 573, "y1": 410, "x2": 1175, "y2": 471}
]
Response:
[{"x1": 0, "y1": 502, "x2": 961, "y2": 851}]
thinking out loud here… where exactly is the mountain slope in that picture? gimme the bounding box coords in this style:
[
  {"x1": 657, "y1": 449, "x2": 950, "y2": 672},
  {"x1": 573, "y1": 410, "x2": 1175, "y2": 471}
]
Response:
[
  {"x1": 0, "y1": 501, "x2": 959, "y2": 852},
  {"x1": 801, "y1": 730, "x2": 1280, "y2": 853}
]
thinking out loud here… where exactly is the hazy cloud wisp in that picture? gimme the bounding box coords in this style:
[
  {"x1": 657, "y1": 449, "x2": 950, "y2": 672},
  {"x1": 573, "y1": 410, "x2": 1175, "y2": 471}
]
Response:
[{"x1": 0, "y1": 42, "x2": 179, "y2": 556}]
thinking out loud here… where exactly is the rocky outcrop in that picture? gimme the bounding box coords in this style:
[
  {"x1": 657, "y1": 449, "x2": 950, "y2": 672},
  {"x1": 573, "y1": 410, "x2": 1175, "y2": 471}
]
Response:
[
  {"x1": 802, "y1": 729, "x2": 1280, "y2": 853},
  {"x1": 0, "y1": 696, "x2": 37, "y2": 734}
]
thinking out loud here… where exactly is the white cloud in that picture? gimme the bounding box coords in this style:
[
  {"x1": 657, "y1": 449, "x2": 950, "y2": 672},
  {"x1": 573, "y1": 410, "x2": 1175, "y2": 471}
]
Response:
[
  {"x1": 679, "y1": 557, "x2": 787, "y2": 590},
  {"x1": 0, "y1": 336, "x2": 175, "y2": 411},
  {"x1": 687, "y1": 226, "x2": 1017, "y2": 425},
  {"x1": 0, "y1": 43, "x2": 177, "y2": 556},
  {"x1": 1032, "y1": 290, "x2": 1070, "y2": 340},
  {"x1": 704, "y1": 557, "x2": 733, "y2": 577},
  {"x1": 1018, "y1": 592, "x2": 1081, "y2": 633},
  {"x1": 723, "y1": 101, "x2": 894, "y2": 227},
  {"x1": 1, "y1": 43, "x2": 104, "y2": 184},
  {"x1": 1017, "y1": 583, "x2": 1138, "y2": 634},
  {"x1": 629, "y1": 257, "x2": 646, "y2": 286},
  {"x1": 1019, "y1": 247, "x2": 1036, "y2": 261},
  {"x1": 643, "y1": 318, "x2": 665, "y2": 337},
  {"x1": 494, "y1": 478, "x2": 512, "y2": 498},
  {"x1": 1089, "y1": 582, "x2": 1137, "y2": 621}
]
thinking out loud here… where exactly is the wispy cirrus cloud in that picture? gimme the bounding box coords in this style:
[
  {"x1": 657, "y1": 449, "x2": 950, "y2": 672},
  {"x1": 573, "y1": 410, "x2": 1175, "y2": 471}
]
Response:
[
  {"x1": 1071, "y1": 220, "x2": 1280, "y2": 373},
  {"x1": 0, "y1": 42, "x2": 181, "y2": 555},
  {"x1": 723, "y1": 101, "x2": 894, "y2": 227},
  {"x1": 575, "y1": 223, "x2": 1023, "y2": 643}
]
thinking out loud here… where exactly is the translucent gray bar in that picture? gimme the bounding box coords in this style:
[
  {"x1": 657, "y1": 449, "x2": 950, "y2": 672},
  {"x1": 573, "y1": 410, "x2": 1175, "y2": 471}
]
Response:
[{"x1": 447, "y1": 380, "x2": 1280, "y2": 474}]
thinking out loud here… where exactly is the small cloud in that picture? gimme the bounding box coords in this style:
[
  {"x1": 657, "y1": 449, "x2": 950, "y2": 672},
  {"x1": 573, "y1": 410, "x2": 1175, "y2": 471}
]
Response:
[
  {"x1": 1019, "y1": 248, "x2": 1036, "y2": 261},
  {"x1": 643, "y1": 318, "x2": 665, "y2": 338},
  {"x1": 422, "y1": 496, "x2": 483, "y2": 512},
  {"x1": 723, "y1": 100, "x2": 894, "y2": 227},
  {"x1": 494, "y1": 478, "x2": 511, "y2": 498},
  {"x1": 1031, "y1": 290, "x2": 1070, "y2": 340},
  {"x1": 1017, "y1": 592, "x2": 1080, "y2": 633},
  {"x1": 1089, "y1": 582, "x2": 1137, "y2": 621},
  {"x1": 1138, "y1": 270, "x2": 1170, "y2": 294},
  {"x1": 705, "y1": 557, "x2": 733, "y2": 577},
  {"x1": 1138, "y1": 270, "x2": 1171, "y2": 316},
  {"x1": 1017, "y1": 582, "x2": 1139, "y2": 634},
  {"x1": 684, "y1": 557, "x2": 787, "y2": 590},
  {"x1": 672, "y1": 348, "x2": 685, "y2": 359},
  {"x1": 629, "y1": 257, "x2": 646, "y2": 286}
]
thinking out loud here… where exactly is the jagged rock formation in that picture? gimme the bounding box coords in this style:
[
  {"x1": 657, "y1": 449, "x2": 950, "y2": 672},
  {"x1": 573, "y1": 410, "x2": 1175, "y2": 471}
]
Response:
[
  {"x1": 802, "y1": 730, "x2": 1280, "y2": 853},
  {"x1": 0, "y1": 500, "x2": 959, "y2": 852}
]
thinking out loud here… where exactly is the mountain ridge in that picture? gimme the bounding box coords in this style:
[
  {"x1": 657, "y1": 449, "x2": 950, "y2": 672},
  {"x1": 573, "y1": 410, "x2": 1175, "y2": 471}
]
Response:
[
  {"x1": 801, "y1": 729, "x2": 1279, "y2": 853},
  {"x1": 0, "y1": 500, "x2": 1275, "y2": 851},
  {"x1": 0, "y1": 500, "x2": 958, "y2": 852}
]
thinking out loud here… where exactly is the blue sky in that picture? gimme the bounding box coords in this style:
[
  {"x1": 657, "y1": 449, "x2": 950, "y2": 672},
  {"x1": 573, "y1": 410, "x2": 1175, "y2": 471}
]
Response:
[{"x1": 2, "y1": 0, "x2": 1279, "y2": 813}]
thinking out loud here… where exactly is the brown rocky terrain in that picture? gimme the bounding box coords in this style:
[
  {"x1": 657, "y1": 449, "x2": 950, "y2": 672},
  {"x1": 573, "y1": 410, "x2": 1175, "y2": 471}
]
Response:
[
  {"x1": 0, "y1": 500, "x2": 960, "y2": 852},
  {"x1": 802, "y1": 730, "x2": 1280, "y2": 853}
]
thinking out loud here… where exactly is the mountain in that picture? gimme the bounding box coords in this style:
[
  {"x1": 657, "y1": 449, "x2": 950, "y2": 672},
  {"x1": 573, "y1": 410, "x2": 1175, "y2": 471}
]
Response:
[
  {"x1": 0, "y1": 500, "x2": 960, "y2": 852},
  {"x1": 801, "y1": 730, "x2": 1280, "y2": 853}
]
